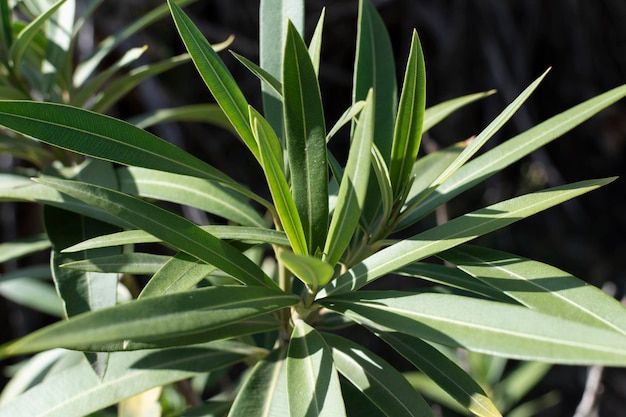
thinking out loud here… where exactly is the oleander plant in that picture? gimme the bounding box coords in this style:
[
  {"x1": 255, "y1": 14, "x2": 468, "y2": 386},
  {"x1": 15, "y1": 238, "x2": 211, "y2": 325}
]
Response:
[{"x1": 0, "y1": 1, "x2": 625, "y2": 416}]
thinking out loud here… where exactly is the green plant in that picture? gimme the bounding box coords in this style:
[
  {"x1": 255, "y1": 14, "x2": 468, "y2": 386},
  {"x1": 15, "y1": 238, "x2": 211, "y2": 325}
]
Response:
[{"x1": 1, "y1": 0, "x2": 625, "y2": 416}]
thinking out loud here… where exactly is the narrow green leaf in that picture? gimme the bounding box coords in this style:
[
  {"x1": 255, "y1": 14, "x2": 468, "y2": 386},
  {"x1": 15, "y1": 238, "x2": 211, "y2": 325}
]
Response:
[
  {"x1": 43, "y1": 159, "x2": 120, "y2": 320},
  {"x1": 323, "y1": 90, "x2": 373, "y2": 266},
  {"x1": 422, "y1": 90, "x2": 496, "y2": 133},
  {"x1": 326, "y1": 101, "x2": 366, "y2": 143},
  {"x1": 0, "y1": 176, "x2": 132, "y2": 229},
  {"x1": 318, "y1": 177, "x2": 616, "y2": 298},
  {"x1": 90, "y1": 54, "x2": 191, "y2": 113},
  {"x1": 369, "y1": 144, "x2": 394, "y2": 222},
  {"x1": 0, "y1": 341, "x2": 263, "y2": 417},
  {"x1": 228, "y1": 345, "x2": 290, "y2": 417},
  {"x1": 398, "y1": 83, "x2": 626, "y2": 229},
  {"x1": 376, "y1": 332, "x2": 502, "y2": 417},
  {"x1": 353, "y1": 0, "x2": 397, "y2": 163},
  {"x1": 139, "y1": 252, "x2": 215, "y2": 298},
  {"x1": 73, "y1": 0, "x2": 199, "y2": 86},
  {"x1": 0, "y1": 234, "x2": 50, "y2": 263},
  {"x1": 259, "y1": 0, "x2": 304, "y2": 136},
  {"x1": 252, "y1": 114, "x2": 308, "y2": 255},
  {"x1": 322, "y1": 333, "x2": 434, "y2": 417},
  {"x1": 283, "y1": 21, "x2": 328, "y2": 255},
  {"x1": 62, "y1": 226, "x2": 289, "y2": 253},
  {"x1": 402, "y1": 140, "x2": 468, "y2": 212},
  {"x1": 128, "y1": 104, "x2": 234, "y2": 131},
  {"x1": 231, "y1": 51, "x2": 283, "y2": 98},
  {"x1": 389, "y1": 29, "x2": 426, "y2": 196},
  {"x1": 118, "y1": 166, "x2": 266, "y2": 228},
  {"x1": 0, "y1": 277, "x2": 62, "y2": 317},
  {"x1": 0, "y1": 286, "x2": 297, "y2": 356},
  {"x1": 40, "y1": 0, "x2": 75, "y2": 98},
  {"x1": 409, "y1": 69, "x2": 550, "y2": 212},
  {"x1": 8, "y1": 0, "x2": 66, "y2": 72},
  {"x1": 439, "y1": 245, "x2": 626, "y2": 336},
  {"x1": 322, "y1": 291, "x2": 626, "y2": 365},
  {"x1": 0, "y1": 101, "x2": 237, "y2": 186},
  {"x1": 0, "y1": 0, "x2": 13, "y2": 55},
  {"x1": 61, "y1": 253, "x2": 169, "y2": 275},
  {"x1": 396, "y1": 262, "x2": 514, "y2": 303},
  {"x1": 308, "y1": 8, "x2": 325, "y2": 75},
  {"x1": 35, "y1": 176, "x2": 274, "y2": 287},
  {"x1": 278, "y1": 250, "x2": 334, "y2": 291},
  {"x1": 72, "y1": 45, "x2": 148, "y2": 107},
  {"x1": 168, "y1": 0, "x2": 259, "y2": 160},
  {"x1": 287, "y1": 320, "x2": 346, "y2": 417}
]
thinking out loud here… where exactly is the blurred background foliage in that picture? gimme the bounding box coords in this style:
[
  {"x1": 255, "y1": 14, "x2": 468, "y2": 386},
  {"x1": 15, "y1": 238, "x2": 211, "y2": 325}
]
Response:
[{"x1": 1, "y1": 1, "x2": 625, "y2": 416}]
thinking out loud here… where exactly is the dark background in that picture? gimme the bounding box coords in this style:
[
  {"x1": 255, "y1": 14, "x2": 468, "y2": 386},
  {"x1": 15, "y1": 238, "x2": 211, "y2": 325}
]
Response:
[{"x1": 3, "y1": 1, "x2": 626, "y2": 416}]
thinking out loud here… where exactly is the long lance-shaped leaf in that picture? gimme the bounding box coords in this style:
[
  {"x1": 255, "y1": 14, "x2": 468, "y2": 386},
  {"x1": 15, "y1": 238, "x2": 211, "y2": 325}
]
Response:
[
  {"x1": 61, "y1": 253, "x2": 170, "y2": 275},
  {"x1": 0, "y1": 285, "x2": 297, "y2": 357},
  {"x1": 139, "y1": 252, "x2": 216, "y2": 298},
  {"x1": 353, "y1": 0, "x2": 397, "y2": 163},
  {"x1": 128, "y1": 103, "x2": 234, "y2": 131},
  {"x1": 308, "y1": 8, "x2": 325, "y2": 75},
  {"x1": 43, "y1": 159, "x2": 120, "y2": 378},
  {"x1": 117, "y1": 166, "x2": 266, "y2": 228},
  {"x1": 353, "y1": 0, "x2": 397, "y2": 226},
  {"x1": 439, "y1": 245, "x2": 626, "y2": 336},
  {"x1": 0, "y1": 341, "x2": 264, "y2": 417},
  {"x1": 34, "y1": 176, "x2": 274, "y2": 287},
  {"x1": 73, "y1": 0, "x2": 199, "y2": 86},
  {"x1": 323, "y1": 90, "x2": 373, "y2": 266},
  {"x1": 259, "y1": 0, "x2": 304, "y2": 136},
  {"x1": 41, "y1": 0, "x2": 75, "y2": 98},
  {"x1": 71, "y1": 45, "x2": 148, "y2": 107},
  {"x1": 252, "y1": 113, "x2": 308, "y2": 255},
  {"x1": 318, "y1": 177, "x2": 616, "y2": 298},
  {"x1": 396, "y1": 262, "x2": 514, "y2": 303},
  {"x1": 283, "y1": 21, "x2": 328, "y2": 255},
  {"x1": 8, "y1": 0, "x2": 66, "y2": 72},
  {"x1": 287, "y1": 320, "x2": 346, "y2": 417},
  {"x1": 321, "y1": 291, "x2": 626, "y2": 366},
  {"x1": 0, "y1": 234, "x2": 50, "y2": 263},
  {"x1": 90, "y1": 54, "x2": 191, "y2": 113},
  {"x1": 0, "y1": 175, "x2": 132, "y2": 229},
  {"x1": 405, "y1": 69, "x2": 549, "y2": 213},
  {"x1": 375, "y1": 332, "x2": 502, "y2": 417},
  {"x1": 404, "y1": 140, "x2": 468, "y2": 207},
  {"x1": 232, "y1": 51, "x2": 283, "y2": 99},
  {"x1": 0, "y1": 0, "x2": 12, "y2": 56},
  {"x1": 168, "y1": 0, "x2": 259, "y2": 161},
  {"x1": 322, "y1": 333, "x2": 434, "y2": 417},
  {"x1": 389, "y1": 29, "x2": 426, "y2": 197},
  {"x1": 228, "y1": 345, "x2": 290, "y2": 417},
  {"x1": 422, "y1": 90, "x2": 496, "y2": 133},
  {"x1": 0, "y1": 101, "x2": 236, "y2": 186},
  {"x1": 63, "y1": 226, "x2": 289, "y2": 253},
  {"x1": 397, "y1": 83, "x2": 626, "y2": 229}
]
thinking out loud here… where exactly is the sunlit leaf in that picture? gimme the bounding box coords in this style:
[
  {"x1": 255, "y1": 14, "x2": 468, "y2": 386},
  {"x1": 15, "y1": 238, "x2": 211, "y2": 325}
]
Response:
[
  {"x1": 287, "y1": 320, "x2": 346, "y2": 417},
  {"x1": 322, "y1": 291, "x2": 626, "y2": 365},
  {"x1": 0, "y1": 286, "x2": 297, "y2": 356},
  {"x1": 323, "y1": 333, "x2": 433, "y2": 417},
  {"x1": 283, "y1": 21, "x2": 328, "y2": 255},
  {"x1": 319, "y1": 178, "x2": 615, "y2": 298}
]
